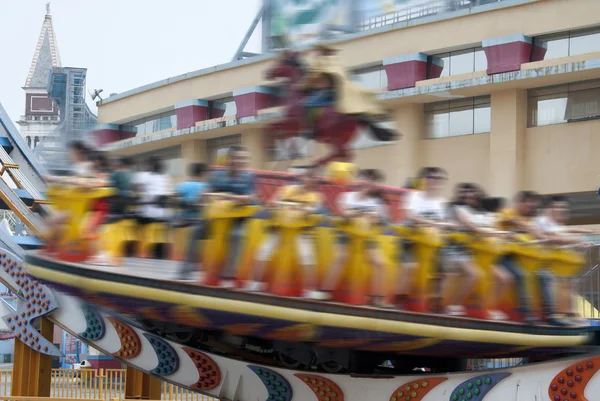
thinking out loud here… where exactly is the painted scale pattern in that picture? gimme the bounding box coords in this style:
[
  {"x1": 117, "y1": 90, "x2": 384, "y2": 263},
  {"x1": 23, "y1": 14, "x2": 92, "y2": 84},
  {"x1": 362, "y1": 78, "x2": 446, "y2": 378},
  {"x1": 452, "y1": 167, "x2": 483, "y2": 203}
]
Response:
[
  {"x1": 548, "y1": 357, "x2": 600, "y2": 401},
  {"x1": 389, "y1": 378, "x2": 447, "y2": 401},
  {"x1": 79, "y1": 304, "x2": 105, "y2": 341},
  {"x1": 449, "y1": 373, "x2": 510, "y2": 401},
  {"x1": 295, "y1": 374, "x2": 344, "y2": 401},
  {"x1": 143, "y1": 333, "x2": 179, "y2": 376},
  {"x1": 107, "y1": 317, "x2": 141, "y2": 359},
  {"x1": 249, "y1": 365, "x2": 293, "y2": 401},
  {"x1": 182, "y1": 347, "x2": 221, "y2": 390},
  {"x1": 0, "y1": 251, "x2": 61, "y2": 356}
]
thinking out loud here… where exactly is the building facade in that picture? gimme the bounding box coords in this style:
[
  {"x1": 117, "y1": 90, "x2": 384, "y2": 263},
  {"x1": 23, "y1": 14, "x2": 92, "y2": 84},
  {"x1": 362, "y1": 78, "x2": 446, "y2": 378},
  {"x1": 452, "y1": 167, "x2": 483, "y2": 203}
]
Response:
[
  {"x1": 96, "y1": 0, "x2": 600, "y2": 223},
  {"x1": 16, "y1": 4, "x2": 61, "y2": 150}
]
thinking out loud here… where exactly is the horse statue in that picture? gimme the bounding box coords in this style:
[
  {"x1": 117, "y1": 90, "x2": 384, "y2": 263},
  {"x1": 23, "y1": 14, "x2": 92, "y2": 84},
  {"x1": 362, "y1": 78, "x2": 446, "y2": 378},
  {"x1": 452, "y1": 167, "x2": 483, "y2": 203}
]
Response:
[{"x1": 264, "y1": 47, "x2": 399, "y2": 167}]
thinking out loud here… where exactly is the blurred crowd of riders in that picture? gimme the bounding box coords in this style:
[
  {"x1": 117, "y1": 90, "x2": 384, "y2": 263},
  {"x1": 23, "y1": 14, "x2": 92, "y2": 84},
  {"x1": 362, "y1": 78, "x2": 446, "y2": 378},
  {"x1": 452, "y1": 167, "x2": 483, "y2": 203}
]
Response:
[{"x1": 41, "y1": 141, "x2": 596, "y2": 326}]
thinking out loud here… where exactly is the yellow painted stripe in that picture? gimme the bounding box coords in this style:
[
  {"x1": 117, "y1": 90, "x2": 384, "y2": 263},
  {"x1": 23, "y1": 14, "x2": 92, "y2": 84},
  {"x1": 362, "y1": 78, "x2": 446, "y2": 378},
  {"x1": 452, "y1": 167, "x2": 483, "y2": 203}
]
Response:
[{"x1": 28, "y1": 263, "x2": 590, "y2": 348}]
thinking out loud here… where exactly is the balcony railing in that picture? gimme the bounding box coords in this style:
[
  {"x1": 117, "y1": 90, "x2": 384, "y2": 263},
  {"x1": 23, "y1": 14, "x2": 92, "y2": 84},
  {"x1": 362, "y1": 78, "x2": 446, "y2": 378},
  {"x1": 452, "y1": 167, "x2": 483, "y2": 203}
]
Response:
[{"x1": 359, "y1": 0, "x2": 509, "y2": 31}]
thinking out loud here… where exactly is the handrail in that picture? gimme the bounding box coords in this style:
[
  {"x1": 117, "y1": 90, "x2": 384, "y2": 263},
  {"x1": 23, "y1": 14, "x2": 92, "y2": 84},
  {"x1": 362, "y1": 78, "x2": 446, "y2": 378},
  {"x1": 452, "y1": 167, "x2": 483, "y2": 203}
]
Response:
[{"x1": 358, "y1": 0, "x2": 511, "y2": 31}]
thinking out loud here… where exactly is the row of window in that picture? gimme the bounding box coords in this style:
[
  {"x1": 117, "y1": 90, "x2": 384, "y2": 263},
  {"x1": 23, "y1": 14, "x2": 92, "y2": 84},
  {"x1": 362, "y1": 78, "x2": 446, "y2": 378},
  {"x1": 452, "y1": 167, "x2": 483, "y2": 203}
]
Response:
[
  {"x1": 423, "y1": 79, "x2": 600, "y2": 139},
  {"x1": 26, "y1": 115, "x2": 59, "y2": 122},
  {"x1": 351, "y1": 25, "x2": 600, "y2": 90},
  {"x1": 122, "y1": 78, "x2": 598, "y2": 143},
  {"x1": 122, "y1": 23, "x2": 600, "y2": 138},
  {"x1": 536, "y1": 27, "x2": 600, "y2": 61}
]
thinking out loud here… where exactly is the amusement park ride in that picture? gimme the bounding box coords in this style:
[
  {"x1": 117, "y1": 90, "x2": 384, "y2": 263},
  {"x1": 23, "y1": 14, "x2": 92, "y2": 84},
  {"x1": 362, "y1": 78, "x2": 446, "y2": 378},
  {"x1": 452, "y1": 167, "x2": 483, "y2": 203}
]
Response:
[{"x1": 0, "y1": 48, "x2": 600, "y2": 401}]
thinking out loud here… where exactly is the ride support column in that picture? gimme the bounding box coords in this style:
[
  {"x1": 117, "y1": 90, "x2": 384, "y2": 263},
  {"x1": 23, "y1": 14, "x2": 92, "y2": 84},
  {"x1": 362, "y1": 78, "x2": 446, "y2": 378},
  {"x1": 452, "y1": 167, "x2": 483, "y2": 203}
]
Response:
[
  {"x1": 125, "y1": 366, "x2": 162, "y2": 399},
  {"x1": 11, "y1": 317, "x2": 53, "y2": 397}
]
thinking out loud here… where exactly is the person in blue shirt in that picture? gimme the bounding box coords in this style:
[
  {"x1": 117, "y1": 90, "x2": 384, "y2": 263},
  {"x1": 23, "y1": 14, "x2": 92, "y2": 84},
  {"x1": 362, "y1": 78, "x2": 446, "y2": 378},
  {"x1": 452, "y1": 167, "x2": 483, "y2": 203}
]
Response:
[
  {"x1": 178, "y1": 146, "x2": 256, "y2": 283},
  {"x1": 176, "y1": 163, "x2": 209, "y2": 219}
]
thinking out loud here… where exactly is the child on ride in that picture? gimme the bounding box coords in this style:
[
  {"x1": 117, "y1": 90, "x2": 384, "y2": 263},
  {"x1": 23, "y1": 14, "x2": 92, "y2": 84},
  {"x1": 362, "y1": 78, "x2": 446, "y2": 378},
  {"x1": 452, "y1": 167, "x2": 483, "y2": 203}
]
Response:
[
  {"x1": 450, "y1": 183, "x2": 512, "y2": 320},
  {"x1": 246, "y1": 168, "x2": 323, "y2": 297},
  {"x1": 399, "y1": 167, "x2": 481, "y2": 317},
  {"x1": 320, "y1": 169, "x2": 389, "y2": 306}
]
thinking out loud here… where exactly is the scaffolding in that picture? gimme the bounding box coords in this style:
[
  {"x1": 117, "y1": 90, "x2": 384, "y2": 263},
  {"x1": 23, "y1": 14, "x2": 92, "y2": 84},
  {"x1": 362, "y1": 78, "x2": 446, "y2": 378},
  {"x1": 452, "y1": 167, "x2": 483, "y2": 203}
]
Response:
[{"x1": 35, "y1": 67, "x2": 97, "y2": 173}]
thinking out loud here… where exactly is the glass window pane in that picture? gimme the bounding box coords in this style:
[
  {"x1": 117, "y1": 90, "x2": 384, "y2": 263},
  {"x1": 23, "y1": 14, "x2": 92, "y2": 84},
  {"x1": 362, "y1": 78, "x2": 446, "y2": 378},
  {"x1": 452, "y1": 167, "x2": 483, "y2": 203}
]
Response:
[
  {"x1": 353, "y1": 68, "x2": 386, "y2": 89},
  {"x1": 135, "y1": 122, "x2": 145, "y2": 135},
  {"x1": 449, "y1": 108, "x2": 474, "y2": 136},
  {"x1": 564, "y1": 87, "x2": 600, "y2": 121},
  {"x1": 534, "y1": 97, "x2": 568, "y2": 126},
  {"x1": 570, "y1": 31, "x2": 600, "y2": 56},
  {"x1": 474, "y1": 106, "x2": 491, "y2": 134},
  {"x1": 542, "y1": 37, "x2": 569, "y2": 60},
  {"x1": 223, "y1": 101, "x2": 237, "y2": 117},
  {"x1": 450, "y1": 50, "x2": 475, "y2": 75},
  {"x1": 474, "y1": 49, "x2": 487, "y2": 71},
  {"x1": 426, "y1": 112, "x2": 449, "y2": 139},
  {"x1": 438, "y1": 55, "x2": 450, "y2": 77}
]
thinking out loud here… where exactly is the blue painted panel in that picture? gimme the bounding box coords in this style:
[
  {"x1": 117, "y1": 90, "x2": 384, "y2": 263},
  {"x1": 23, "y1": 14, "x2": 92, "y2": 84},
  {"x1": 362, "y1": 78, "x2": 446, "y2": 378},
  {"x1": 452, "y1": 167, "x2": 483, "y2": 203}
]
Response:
[{"x1": 0, "y1": 137, "x2": 13, "y2": 153}]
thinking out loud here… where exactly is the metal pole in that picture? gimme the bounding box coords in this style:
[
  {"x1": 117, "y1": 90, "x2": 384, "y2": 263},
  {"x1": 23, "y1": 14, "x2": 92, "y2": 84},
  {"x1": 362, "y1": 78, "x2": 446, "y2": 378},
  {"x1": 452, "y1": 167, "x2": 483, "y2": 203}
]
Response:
[{"x1": 262, "y1": 0, "x2": 272, "y2": 53}]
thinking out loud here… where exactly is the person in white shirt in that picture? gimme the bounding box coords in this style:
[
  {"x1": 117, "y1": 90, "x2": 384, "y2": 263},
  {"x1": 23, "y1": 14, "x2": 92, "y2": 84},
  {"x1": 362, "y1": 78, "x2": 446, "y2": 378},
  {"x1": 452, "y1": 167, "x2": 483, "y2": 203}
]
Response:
[
  {"x1": 132, "y1": 156, "x2": 172, "y2": 222},
  {"x1": 398, "y1": 168, "x2": 481, "y2": 316},
  {"x1": 320, "y1": 169, "x2": 389, "y2": 306},
  {"x1": 452, "y1": 183, "x2": 512, "y2": 320}
]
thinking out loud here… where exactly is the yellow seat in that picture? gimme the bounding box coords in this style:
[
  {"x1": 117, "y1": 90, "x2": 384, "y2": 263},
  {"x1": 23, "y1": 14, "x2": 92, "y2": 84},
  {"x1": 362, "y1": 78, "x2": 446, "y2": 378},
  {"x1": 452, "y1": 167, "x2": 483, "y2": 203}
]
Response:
[
  {"x1": 548, "y1": 248, "x2": 585, "y2": 277},
  {"x1": 333, "y1": 216, "x2": 384, "y2": 305},
  {"x1": 394, "y1": 225, "x2": 443, "y2": 312},
  {"x1": 265, "y1": 203, "x2": 322, "y2": 297},
  {"x1": 465, "y1": 235, "x2": 505, "y2": 318},
  {"x1": 45, "y1": 185, "x2": 115, "y2": 262},
  {"x1": 137, "y1": 222, "x2": 171, "y2": 259},
  {"x1": 202, "y1": 199, "x2": 260, "y2": 286},
  {"x1": 100, "y1": 219, "x2": 138, "y2": 265}
]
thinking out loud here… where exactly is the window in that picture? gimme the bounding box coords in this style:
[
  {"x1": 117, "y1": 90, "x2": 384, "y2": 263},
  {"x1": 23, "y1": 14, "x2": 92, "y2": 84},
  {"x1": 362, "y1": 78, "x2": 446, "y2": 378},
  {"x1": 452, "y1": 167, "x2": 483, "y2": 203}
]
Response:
[
  {"x1": 535, "y1": 27, "x2": 600, "y2": 60},
  {"x1": 528, "y1": 80, "x2": 600, "y2": 127},
  {"x1": 133, "y1": 146, "x2": 183, "y2": 178},
  {"x1": 434, "y1": 47, "x2": 487, "y2": 77},
  {"x1": 425, "y1": 96, "x2": 491, "y2": 139},
  {"x1": 206, "y1": 134, "x2": 242, "y2": 164},
  {"x1": 219, "y1": 99, "x2": 237, "y2": 117},
  {"x1": 352, "y1": 66, "x2": 387, "y2": 89},
  {"x1": 351, "y1": 121, "x2": 396, "y2": 149},
  {"x1": 128, "y1": 112, "x2": 177, "y2": 136}
]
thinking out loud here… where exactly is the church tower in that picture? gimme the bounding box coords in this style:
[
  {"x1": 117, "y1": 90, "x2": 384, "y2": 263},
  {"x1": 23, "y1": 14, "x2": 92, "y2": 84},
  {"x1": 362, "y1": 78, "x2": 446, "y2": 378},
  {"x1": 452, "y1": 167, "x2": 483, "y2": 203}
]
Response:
[{"x1": 16, "y1": 2, "x2": 61, "y2": 149}]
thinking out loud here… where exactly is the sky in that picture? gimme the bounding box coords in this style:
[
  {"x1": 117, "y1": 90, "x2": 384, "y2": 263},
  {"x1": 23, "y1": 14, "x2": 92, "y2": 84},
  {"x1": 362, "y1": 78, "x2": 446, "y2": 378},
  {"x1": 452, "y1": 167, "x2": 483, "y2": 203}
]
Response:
[{"x1": 0, "y1": 0, "x2": 262, "y2": 123}]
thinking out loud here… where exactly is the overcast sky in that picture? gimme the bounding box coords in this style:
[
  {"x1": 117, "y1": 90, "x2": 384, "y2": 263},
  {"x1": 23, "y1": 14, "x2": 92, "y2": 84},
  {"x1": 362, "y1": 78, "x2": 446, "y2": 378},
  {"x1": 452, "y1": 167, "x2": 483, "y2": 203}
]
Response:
[{"x1": 0, "y1": 0, "x2": 262, "y2": 123}]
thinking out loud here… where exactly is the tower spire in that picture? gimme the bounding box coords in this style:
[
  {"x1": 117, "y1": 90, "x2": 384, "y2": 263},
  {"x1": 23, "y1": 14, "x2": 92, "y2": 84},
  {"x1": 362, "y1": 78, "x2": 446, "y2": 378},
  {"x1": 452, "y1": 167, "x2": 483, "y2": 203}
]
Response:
[{"x1": 24, "y1": 3, "x2": 61, "y2": 88}]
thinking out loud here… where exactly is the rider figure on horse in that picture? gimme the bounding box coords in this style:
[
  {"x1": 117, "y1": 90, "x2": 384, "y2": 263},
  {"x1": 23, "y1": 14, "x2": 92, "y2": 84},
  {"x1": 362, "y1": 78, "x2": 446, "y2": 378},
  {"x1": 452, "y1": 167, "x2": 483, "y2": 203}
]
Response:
[{"x1": 300, "y1": 44, "x2": 388, "y2": 137}]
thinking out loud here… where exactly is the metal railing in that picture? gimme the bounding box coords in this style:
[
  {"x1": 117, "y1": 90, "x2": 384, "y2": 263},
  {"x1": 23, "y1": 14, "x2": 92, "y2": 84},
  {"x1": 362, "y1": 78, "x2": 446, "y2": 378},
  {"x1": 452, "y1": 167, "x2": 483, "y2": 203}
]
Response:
[
  {"x1": 574, "y1": 245, "x2": 600, "y2": 319},
  {"x1": 359, "y1": 0, "x2": 509, "y2": 31},
  {"x1": 0, "y1": 369, "x2": 216, "y2": 401}
]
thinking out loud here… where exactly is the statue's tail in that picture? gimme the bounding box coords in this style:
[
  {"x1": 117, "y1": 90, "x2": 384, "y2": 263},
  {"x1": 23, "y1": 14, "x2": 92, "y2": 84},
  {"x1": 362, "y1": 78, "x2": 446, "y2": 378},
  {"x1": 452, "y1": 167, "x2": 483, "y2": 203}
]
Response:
[{"x1": 357, "y1": 115, "x2": 401, "y2": 142}]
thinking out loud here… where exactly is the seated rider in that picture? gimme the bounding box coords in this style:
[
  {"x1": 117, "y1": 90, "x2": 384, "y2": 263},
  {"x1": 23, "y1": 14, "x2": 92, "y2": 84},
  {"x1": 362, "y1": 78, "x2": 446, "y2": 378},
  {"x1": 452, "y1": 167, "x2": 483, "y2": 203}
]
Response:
[
  {"x1": 320, "y1": 169, "x2": 389, "y2": 306},
  {"x1": 451, "y1": 183, "x2": 512, "y2": 320},
  {"x1": 534, "y1": 195, "x2": 594, "y2": 325},
  {"x1": 495, "y1": 191, "x2": 566, "y2": 325},
  {"x1": 302, "y1": 73, "x2": 336, "y2": 137},
  {"x1": 400, "y1": 167, "x2": 481, "y2": 316},
  {"x1": 177, "y1": 163, "x2": 210, "y2": 280},
  {"x1": 42, "y1": 141, "x2": 97, "y2": 243},
  {"x1": 246, "y1": 167, "x2": 323, "y2": 297},
  {"x1": 204, "y1": 146, "x2": 256, "y2": 287}
]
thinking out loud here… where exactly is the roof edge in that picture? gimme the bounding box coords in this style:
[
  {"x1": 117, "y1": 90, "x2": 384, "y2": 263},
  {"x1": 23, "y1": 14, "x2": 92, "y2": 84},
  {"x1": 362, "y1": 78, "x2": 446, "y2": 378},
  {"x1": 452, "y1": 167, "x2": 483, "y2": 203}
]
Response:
[{"x1": 101, "y1": 0, "x2": 536, "y2": 106}]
